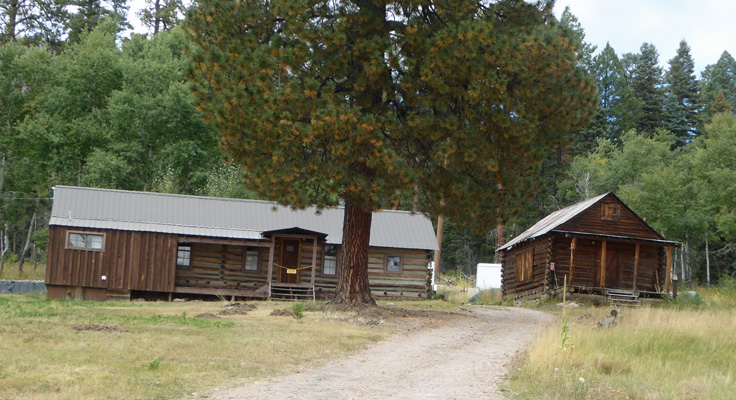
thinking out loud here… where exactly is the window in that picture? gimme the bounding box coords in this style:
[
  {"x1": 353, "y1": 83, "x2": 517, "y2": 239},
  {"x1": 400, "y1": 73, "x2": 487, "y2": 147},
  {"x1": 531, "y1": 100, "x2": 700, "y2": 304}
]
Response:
[
  {"x1": 515, "y1": 249, "x2": 533, "y2": 282},
  {"x1": 177, "y1": 244, "x2": 191, "y2": 267},
  {"x1": 67, "y1": 232, "x2": 104, "y2": 251},
  {"x1": 244, "y1": 247, "x2": 260, "y2": 271},
  {"x1": 602, "y1": 203, "x2": 621, "y2": 221},
  {"x1": 385, "y1": 255, "x2": 403, "y2": 273},
  {"x1": 323, "y1": 245, "x2": 338, "y2": 276}
]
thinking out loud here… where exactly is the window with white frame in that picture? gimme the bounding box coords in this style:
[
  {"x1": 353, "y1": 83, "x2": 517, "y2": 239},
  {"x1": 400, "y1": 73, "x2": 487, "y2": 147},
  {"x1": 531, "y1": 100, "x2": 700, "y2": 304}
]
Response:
[
  {"x1": 323, "y1": 245, "x2": 338, "y2": 275},
  {"x1": 67, "y1": 232, "x2": 104, "y2": 250},
  {"x1": 244, "y1": 247, "x2": 259, "y2": 271},
  {"x1": 177, "y1": 244, "x2": 192, "y2": 267}
]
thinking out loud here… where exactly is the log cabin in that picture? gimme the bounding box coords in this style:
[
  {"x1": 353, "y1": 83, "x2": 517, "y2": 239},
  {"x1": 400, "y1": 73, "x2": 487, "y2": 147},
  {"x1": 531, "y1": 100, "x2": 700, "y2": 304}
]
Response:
[
  {"x1": 497, "y1": 193, "x2": 680, "y2": 303},
  {"x1": 45, "y1": 186, "x2": 437, "y2": 301}
]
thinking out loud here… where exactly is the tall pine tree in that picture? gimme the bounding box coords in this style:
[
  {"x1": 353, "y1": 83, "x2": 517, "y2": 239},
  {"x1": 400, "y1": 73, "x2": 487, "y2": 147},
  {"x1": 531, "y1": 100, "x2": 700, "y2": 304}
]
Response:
[
  {"x1": 665, "y1": 39, "x2": 701, "y2": 145},
  {"x1": 701, "y1": 51, "x2": 736, "y2": 121},
  {"x1": 185, "y1": 0, "x2": 596, "y2": 304},
  {"x1": 630, "y1": 43, "x2": 665, "y2": 135},
  {"x1": 0, "y1": 0, "x2": 68, "y2": 48},
  {"x1": 593, "y1": 43, "x2": 639, "y2": 143},
  {"x1": 66, "y1": 0, "x2": 130, "y2": 42}
]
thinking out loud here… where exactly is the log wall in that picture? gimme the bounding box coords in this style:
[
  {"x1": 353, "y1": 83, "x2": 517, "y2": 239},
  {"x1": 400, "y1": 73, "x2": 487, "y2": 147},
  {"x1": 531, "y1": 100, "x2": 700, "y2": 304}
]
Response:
[
  {"x1": 500, "y1": 237, "x2": 553, "y2": 298},
  {"x1": 550, "y1": 235, "x2": 665, "y2": 292}
]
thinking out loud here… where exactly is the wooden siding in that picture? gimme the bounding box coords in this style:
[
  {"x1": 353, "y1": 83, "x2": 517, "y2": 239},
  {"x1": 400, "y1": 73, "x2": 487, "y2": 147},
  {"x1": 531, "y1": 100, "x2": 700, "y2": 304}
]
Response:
[
  {"x1": 46, "y1": 226, "x2": 177, "y2": 292},
  {"x1": 557, "y1": 198, "x2": 661, "y2": 240},
  {"x1": 48, "y1": 226, "x2": 431, "y2": 299}
]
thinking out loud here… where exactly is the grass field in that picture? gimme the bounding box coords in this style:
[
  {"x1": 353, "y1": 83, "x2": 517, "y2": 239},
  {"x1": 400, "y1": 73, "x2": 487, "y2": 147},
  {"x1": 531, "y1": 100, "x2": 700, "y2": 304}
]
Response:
[
  {"x1": 507, "y1": 287, "x2": 736, "y2": 399},
  {"x1": 0, "y1": 261, "x2": 46, "y2": 281},
  {"x1": 0, "y1": 294, "x2": 398, "y2": 400}
]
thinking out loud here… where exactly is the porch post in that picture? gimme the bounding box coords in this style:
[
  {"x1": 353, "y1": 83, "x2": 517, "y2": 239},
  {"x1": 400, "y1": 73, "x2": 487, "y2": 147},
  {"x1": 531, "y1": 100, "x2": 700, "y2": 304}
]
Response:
[
  {"x1": 633, "y1": 243, "x2": 640, "y2": 291},
  {"x1": 569, "y1": 237, "x2": 577, "y2": 286},
  {"x1": 665, "y1": 246, "x2": 673, "y2": 293},
  {"x1": 311, "y1": 237, "x2": 317, "y2": 285},
  {"x1": 599, "y1": 240, "x2": 607, "y2": 287},
  {"x1": 267, "y1": 236, "x2": 275, "y2": 298}
]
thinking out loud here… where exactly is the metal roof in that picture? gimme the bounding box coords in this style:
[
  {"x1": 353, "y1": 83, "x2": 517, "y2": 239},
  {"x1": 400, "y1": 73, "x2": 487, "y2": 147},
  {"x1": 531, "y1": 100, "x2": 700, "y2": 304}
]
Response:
[
  {"x1": 497, "y1": 193, "x2": 610, "y2": 251},
  {"x1": 49, "y1": 186, "x2": 438, "y2": 250}
]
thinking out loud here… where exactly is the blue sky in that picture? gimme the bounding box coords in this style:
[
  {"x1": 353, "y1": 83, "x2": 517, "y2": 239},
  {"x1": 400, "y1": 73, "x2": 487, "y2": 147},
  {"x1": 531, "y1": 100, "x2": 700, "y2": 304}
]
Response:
[
  {"x1": 127, "y1": 1, "x2": 735, "y2": 75},
  {"x1": 553, "y1": 1, "x2": 736, "y2": 74}
]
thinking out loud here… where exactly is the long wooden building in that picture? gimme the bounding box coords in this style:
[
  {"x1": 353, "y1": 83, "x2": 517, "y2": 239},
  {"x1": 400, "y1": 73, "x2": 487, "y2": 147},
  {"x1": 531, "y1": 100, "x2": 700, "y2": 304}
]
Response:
[
  {"x1": 497, "y1": 193, "x2": 680, "y2": 301},
  {"x1": 45, "y1": 186, "x2": 438, "y2": 301}
]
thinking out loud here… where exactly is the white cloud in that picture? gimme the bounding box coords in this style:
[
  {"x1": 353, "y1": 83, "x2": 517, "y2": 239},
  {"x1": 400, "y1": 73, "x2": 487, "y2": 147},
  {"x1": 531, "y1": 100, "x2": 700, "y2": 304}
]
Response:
[{"x1": 555, "y1": 0, "x2": 736, "y2": 74}]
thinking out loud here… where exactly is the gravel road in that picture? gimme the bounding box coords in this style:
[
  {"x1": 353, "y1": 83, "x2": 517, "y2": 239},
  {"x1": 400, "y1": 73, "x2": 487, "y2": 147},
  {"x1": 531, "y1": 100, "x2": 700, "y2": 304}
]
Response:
[{"x1": 206, "y1": 306, "x2": 552, "y2": 400}]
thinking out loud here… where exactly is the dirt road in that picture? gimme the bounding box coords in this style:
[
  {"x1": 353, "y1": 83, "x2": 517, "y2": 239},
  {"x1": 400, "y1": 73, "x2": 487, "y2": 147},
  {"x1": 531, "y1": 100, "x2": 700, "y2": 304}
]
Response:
[{"x1": 206, "y1": 306, "x2": 552, "y2": 400}]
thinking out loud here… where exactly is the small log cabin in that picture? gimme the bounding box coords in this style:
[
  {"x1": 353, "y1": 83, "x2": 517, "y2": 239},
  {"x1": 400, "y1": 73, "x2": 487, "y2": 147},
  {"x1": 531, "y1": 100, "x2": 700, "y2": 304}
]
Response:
[
  {"x1": 497, "y1": 193, "x2": 680, "y2": 300},
  {"x1": 45, "y1": 186, "x2": 438, "y2": 301}
]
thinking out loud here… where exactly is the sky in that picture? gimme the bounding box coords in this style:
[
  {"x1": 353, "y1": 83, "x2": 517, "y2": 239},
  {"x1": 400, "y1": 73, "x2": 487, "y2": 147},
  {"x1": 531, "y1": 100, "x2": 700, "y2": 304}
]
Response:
[
  {"x1": 126, "y1": 1, "x2": 735, "y2": 75},
  {"x1": 552, "y1": 1, "x2": 736, "y2": 74}
]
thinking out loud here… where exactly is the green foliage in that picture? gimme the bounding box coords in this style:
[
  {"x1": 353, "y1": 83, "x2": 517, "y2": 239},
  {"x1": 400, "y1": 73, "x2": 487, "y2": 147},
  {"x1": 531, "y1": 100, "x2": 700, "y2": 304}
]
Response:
[
  {"x1": 185, "y1": 0, "x2": 597, "y2": 228},
  {"x1": 701, "y1": 51, "x2": 736, "y2": 121},
  {"x1": 665, "y1": 40, "x2": 701, "y2": 144},
  {"x1": 0, "y1": 0, "x2": 68, "y2": 48},
  {"x1": 292, "y1": 302, "x2": 305, "y2": 322},
  {"x1": 630, "y1": 43, "x2": 665, "y2": 135},
  {"x1": 439, "y1": 220, "x2": 496, "y2": 275},
  {"x1": 65, "y1": 0, "x2": 131, "y2": 43},
  {"x1": 718, "y1": 273, "x2": 736, "y2": 291},
  {"x1": 146, "y1": 356, "x2": 162, "y2": 371},
  {"x1": 568, "y1": 42, "x2": 642, "y2": 156},
  {"x1": 668, "y1": 291, "x2": 709, "y2": 310},
  {"x1": 30, "y1": 226, "x2": 48, "y2": 251},
  {"x1": 138, "y1": 0, "x2": 183, "y2": 34}
]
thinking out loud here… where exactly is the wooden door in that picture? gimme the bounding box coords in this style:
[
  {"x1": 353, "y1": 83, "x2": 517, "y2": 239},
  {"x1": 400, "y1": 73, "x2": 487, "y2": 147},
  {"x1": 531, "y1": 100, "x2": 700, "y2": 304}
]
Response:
[
  {"x1": 279, "y1": 238, "x2": 301, "y2": 284},
  {"x1": 596, "y1": 242, "x2": 623, "y2": 288},
  {"x1": 605, "y1": 250, "x2": 622, "y2": 287}
]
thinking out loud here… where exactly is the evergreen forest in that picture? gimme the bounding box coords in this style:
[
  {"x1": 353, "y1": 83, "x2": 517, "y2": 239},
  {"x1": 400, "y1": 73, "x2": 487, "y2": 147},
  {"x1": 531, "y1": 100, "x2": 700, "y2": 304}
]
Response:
[{"x1": 1, "y1": 1, "x2": 735, "y2": 286}]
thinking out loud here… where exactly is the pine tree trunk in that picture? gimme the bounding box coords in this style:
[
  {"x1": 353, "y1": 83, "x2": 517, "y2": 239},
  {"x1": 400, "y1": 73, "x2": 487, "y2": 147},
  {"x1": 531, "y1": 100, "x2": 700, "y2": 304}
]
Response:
[
  {"x1": 333, "y1": 198, "x2": 375, "y2": 305},
  {"x1": 432, "y1": 213, "x2": 444, "y2": 285}
]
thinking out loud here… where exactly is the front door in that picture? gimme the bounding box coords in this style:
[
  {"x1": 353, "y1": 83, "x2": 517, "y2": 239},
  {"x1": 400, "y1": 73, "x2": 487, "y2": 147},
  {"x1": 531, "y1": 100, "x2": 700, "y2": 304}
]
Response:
[
  {"x1": 605, "y1": 250, "x2": 622, "y2": 287},
  {"x1": 279, "y1": 238, "x2": 301, "y2": 284},
  {"x1": 596, "y1": 242, "x2": 624, "y2": 288}
]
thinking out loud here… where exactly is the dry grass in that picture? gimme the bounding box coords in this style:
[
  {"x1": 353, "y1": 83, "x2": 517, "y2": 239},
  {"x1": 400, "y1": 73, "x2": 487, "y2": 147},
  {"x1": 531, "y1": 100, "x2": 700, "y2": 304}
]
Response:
[
  {"x1": 507, "y1": 289, "x2": 736, "y2": 399},
  {"x1": 0, "y1": 294, "x2": 394, "y2": 400},
  {"x1": 0, "y1": 261, "x2": 46, "y2": 281},
  {"x1": 435, "y1": 283, "x2": 503, "y2": 306}
]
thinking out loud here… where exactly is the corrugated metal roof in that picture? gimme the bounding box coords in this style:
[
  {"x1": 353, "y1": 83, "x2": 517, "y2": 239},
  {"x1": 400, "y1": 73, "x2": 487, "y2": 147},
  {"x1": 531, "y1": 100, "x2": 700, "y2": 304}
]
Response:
[
  {"x1": 49, "y1": 186, "x2": 438, "y2": 250},
  {"x1": 497, "y1": 193, "x2": 610, "y2": 251}
]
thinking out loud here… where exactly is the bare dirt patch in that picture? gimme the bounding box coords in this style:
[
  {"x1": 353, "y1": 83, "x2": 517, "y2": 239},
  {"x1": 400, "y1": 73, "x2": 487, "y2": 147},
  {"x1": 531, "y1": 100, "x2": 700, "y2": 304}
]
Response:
[
  {"x1": 269, "y1": 308, "x2": 294, "y2": 317},
  {"x1": 218, "y1": 302, "x2": 257, "y2": 316},
  {"x1": 72, "y1": 324, "x2": 129, "y2": 333},
  {"x1": 195, "y1": 313, "x2": 221, "y2": 319},
  {"x1": 203, "y1": 306, "x2": 551, "y2": 400}
]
